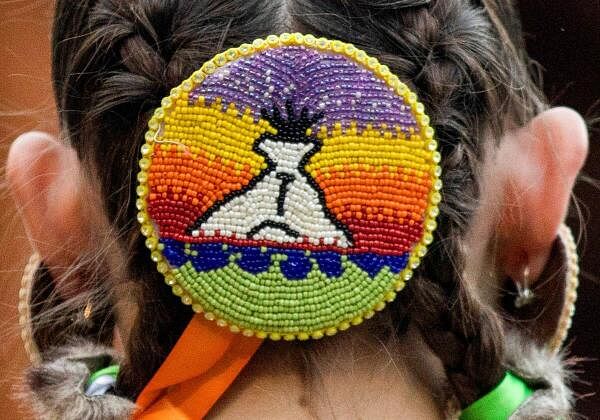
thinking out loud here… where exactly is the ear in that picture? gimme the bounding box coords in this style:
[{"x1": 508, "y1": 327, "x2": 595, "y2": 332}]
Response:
[
  {"x1": 6, "y1": 132, "x2": 89, "y2": 297},
  {"x1": 494, "y1": 107, "x2": 588, "y2": 286}
]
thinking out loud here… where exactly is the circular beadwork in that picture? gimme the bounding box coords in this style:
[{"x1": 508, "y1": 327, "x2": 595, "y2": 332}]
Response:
[{"x1": 137, "y1": 34, "x2": 442, "y2": 339}]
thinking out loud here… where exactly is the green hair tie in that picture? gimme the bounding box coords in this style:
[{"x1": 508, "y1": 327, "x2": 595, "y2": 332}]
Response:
[
  {"x1": 86, "y1": 364, "x2": 120, "y2": 389},
  {"x1": 459, "y1": 372, "x2": 535, "y2": 420}
]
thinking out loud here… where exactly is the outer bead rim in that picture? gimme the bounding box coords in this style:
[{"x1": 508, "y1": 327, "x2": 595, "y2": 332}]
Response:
[{"x1": 136, "y1": 33, "x2": 442, "y2": 340}]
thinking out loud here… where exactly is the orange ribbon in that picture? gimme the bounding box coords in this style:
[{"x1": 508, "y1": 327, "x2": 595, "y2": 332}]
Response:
[{"x1": 134, "y1": 314, "x2": 262, "y2": 419}]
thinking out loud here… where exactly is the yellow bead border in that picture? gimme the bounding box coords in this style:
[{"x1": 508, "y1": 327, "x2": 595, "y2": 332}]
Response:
[{"x1": 135, "y1": 33, "x2": 443, "y2": 341}]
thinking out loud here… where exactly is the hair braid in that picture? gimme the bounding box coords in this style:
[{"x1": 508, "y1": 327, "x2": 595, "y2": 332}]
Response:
[
  {"x1": 52, "y1": 0, "x2": 284, "y2": 399},
  {"x1": 290, "y1": 0, "x2": 544, "y2": 406}
]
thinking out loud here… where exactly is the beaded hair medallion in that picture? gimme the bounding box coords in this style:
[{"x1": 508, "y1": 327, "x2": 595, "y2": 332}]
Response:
[{"x1": 137, "y1": 34, "x2": 442, "y2": 340}]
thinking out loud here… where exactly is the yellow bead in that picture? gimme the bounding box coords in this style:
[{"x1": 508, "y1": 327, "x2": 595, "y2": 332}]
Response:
[
  {"x1": 266, "y1": 35, "x2": 279, "y2": 46},
  {"x1": 325, "y1": 327, "x2": 337, "y2": 336},
  {"x1": 364, "y1": 310, "x2": 375, "y2": 319},
  {"x1": 351, "y1": 316, "x2": 363, "y2": 326},
  {"x1": 280, "y1": 33, "x2": 292, "y2": 44},
  {"x1": 344, "y1": 43, "x2": 356, "y2": 56},
  {"x1": 292, "y1": 33, "x2": 304, "y2": 45},
  {"x1": 374, "y1": 301, "x2": 386, "y2": 311},
  {"x1": 181, "y1": 79, "x2": 193, "y2": 92},
  {"x1": 311, "y1": 331, "x2": 324, "y2": 340},
  {"x1": 338, "y1": 322, "x2": 351, "y2": 331},
  {"x1": 317, "y1": 37, "x2": 329, "y2": 49}
]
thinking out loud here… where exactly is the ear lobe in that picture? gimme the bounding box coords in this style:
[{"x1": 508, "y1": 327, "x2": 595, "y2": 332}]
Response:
[
  {"x1": 495, "y1": 107, "x2": 588, "y2": 284},
  {"x1": 7, "y1": 131, "x2": 87, "y2": 296}
]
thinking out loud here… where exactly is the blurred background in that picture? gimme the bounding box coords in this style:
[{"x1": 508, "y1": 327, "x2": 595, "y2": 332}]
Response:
[
  {"x1": 0, "y1": 1, "x2": 55, "y2": 419},
  {"x1": 0, "y1": 0, "x2": 598, "y2": 418}
]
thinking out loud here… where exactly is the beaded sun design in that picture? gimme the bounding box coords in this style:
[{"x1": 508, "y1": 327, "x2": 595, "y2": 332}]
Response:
[{"x1": 137, "y1": 34, "x2": 442, "y2": 340}]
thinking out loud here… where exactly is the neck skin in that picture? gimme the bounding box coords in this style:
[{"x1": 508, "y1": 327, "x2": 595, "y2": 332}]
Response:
[{"x1": 206, "y1": 314, "x2": 447, "y2": 419}]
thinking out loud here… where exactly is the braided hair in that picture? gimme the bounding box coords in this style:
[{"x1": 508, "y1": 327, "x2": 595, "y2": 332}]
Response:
[{"x1": 48, "y1": 0, "x2": 546, "y2": 406}]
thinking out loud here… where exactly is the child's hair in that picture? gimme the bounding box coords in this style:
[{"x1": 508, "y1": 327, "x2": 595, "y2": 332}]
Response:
[{"x1": 44, "y1": 0, "x2": 547, "y2": 407}]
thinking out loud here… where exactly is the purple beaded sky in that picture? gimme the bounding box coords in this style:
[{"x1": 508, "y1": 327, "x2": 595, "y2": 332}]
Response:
[{"x1": 189, "y1": 46, "x2": 418, "y2": 134}]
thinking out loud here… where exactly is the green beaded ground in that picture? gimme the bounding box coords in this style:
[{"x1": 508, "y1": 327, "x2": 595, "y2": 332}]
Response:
[{"x1": 172, "y1": 256, "x2": 399, "y2": 335}]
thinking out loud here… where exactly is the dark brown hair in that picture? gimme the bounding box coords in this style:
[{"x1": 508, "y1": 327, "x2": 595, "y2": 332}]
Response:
[{"x1": 47, "y1": 0, "x2": 546, "y2": 407}]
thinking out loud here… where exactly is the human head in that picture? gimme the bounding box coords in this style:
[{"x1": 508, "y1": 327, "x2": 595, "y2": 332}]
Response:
[{"x1": 7, "y1": 0, "x2": 588, "y2": 416}]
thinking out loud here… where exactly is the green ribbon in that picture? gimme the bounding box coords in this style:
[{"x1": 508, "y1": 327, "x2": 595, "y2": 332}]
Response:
[{"x1": 459, "y1": 372, "x2": 534, "y2": 420}]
